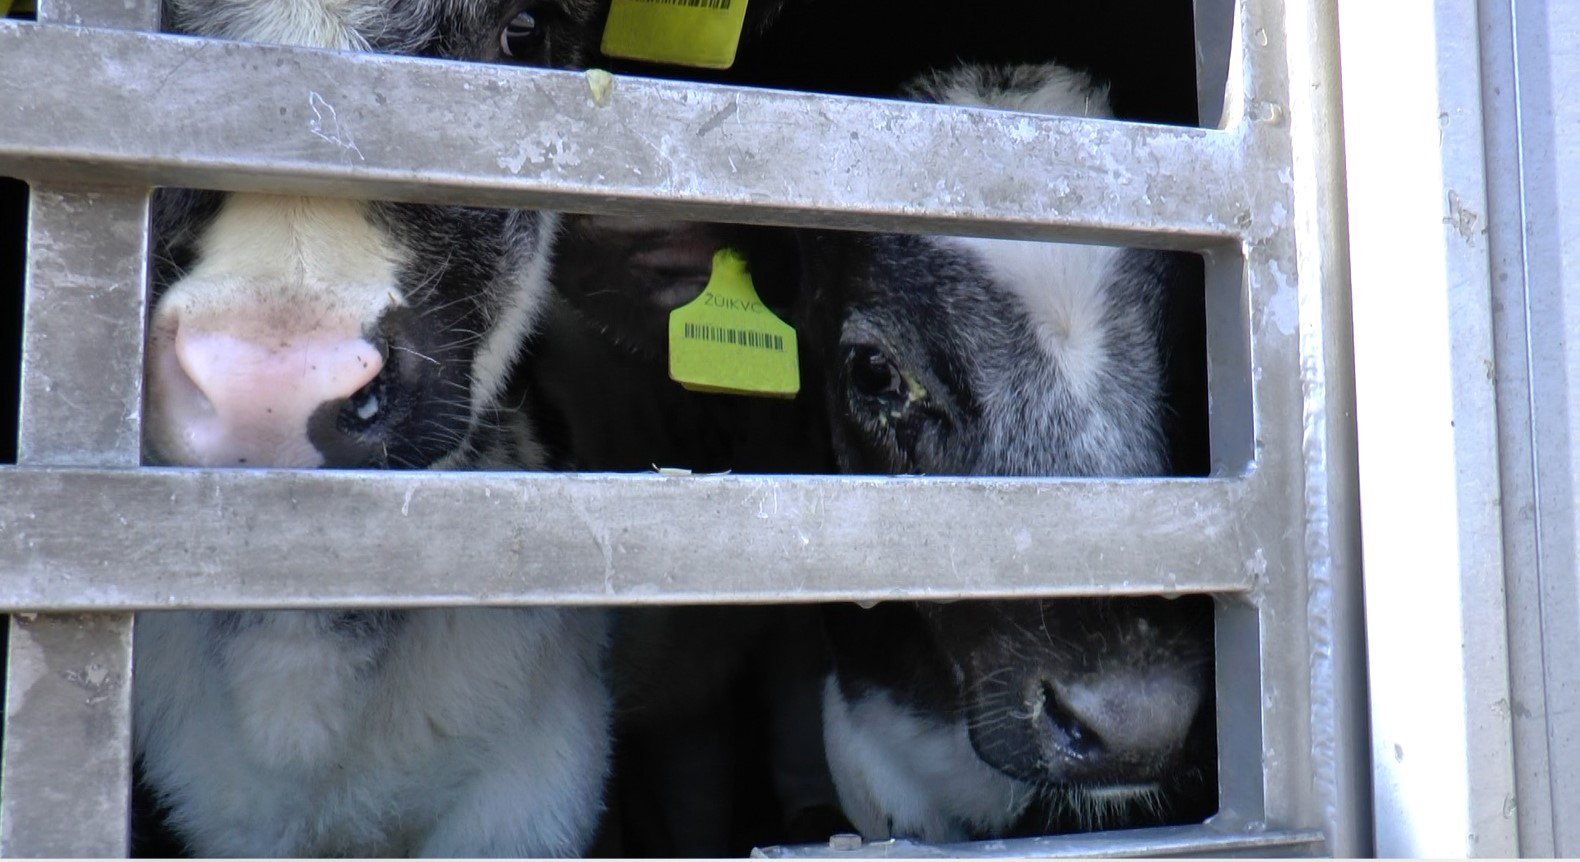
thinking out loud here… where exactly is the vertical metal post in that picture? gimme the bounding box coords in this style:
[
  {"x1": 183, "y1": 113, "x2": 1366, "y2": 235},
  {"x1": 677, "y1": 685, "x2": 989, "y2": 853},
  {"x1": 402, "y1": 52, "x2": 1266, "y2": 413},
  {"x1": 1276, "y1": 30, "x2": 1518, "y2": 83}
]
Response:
[
  {"x1": 1481, "y1": 0, "x2": 1580, "y2": 854},
  {"x1": 2, "y1": 190, "x2": 152, "y2": 857},
  {"x1": 1, "y1": 1, "x2": 159, "y2": 856},
  {"x1": 1192, "y1": 0, "x2": 1238, "y2": 129},
  {"x1": 1339, "y1": 0, "x2": 1521, "y2": 855},
  {"x1": 1278, "y1": 0, "x2": 1370, "y2": 852}
]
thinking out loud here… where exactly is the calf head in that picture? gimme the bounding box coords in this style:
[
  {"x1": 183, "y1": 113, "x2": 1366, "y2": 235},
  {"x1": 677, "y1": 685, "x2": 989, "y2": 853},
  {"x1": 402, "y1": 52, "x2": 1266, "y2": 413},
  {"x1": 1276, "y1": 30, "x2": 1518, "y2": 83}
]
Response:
[{"x1": 144, "y1": 0, "x2": 601, "y2": 470}]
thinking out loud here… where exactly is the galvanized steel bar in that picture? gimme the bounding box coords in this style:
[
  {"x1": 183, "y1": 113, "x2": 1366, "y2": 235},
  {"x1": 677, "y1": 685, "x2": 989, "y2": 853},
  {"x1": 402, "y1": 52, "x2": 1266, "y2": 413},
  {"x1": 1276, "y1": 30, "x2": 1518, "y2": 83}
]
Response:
[
  {"x1": 1211, "y1": 0, "x2": 1322, "y2": 845},
  {"x1": 1481, "y1": 0, "x2": 1580, "y2": 853},
  {"x1": 0, "y1": 614, "x2": 136, "y2": 858},
  {"x1": 0, "y1": 0, "x2": 155, "y2": 852},
  {"x1": 0, "y1": 469, "x2": 1260, "y2": 610},
  {"x1": 16, "y1": 190, "x2": 150, "y2": 467},
  {"x1": 1276, "y1": 0, "x2": 1370, "y2": 853},
  {"x1": 1340, "y1": 0, "x2": 1521, "y2": 855},
  {"x1": 753, "y1": 823, "x2": 1327, "y2": 858},
  {"x1": 0, "y1": 21, "x2": 1251, "y2": 247},
  {"x1": 29, "y1": 0, "x2": 159, "y2": 29},
  {"x1": 1193, "y1": 0, "x2": 1237, "y2": 129}
]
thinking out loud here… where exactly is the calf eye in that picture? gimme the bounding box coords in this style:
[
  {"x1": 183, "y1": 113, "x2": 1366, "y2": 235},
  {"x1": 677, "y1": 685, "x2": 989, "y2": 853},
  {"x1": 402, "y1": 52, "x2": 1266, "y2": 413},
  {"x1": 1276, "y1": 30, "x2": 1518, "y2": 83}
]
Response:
[
  {"x1": 498, "y1": 9, "x2": 547, "y2": 60},
  {"x1": 847, "y1": 345, "x2": 904, "y2": 400}
]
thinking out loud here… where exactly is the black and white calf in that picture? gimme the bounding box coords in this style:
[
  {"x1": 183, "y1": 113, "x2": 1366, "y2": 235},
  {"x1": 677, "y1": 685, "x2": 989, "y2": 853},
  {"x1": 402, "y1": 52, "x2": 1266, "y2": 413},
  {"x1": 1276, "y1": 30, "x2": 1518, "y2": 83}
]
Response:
[
  {"x1": 134, "y1": 0, "x2": 610, "y2": 856},
  {"x1": 540, "y1": 62, "x2": 1215, "y2": 845},
  {"x1": 805, "y1": 65, "x2": 1215, "y2": 843}
]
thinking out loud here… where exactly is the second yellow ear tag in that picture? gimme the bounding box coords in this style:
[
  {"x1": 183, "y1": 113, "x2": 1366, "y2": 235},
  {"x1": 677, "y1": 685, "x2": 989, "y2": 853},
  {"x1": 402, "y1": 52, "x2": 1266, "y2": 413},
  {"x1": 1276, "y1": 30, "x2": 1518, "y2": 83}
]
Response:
[
  {"x1": 669, "y1": 249, "x2": 799, "y2": 398},
  {"x1": 600, "y1": 0, "x2": 750, "y2": 70}
]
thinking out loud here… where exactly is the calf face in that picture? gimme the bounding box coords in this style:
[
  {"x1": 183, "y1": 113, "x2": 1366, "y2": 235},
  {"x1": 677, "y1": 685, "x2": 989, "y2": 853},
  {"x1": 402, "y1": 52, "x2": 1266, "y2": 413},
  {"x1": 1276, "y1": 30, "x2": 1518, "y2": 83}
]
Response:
[
  {"x1": 132, "y1": 2, "x2": 613, "y2": 857},
  {"x1": 144, "y1": 0, "x2": 600, "y2": 471},
  {"x1": 800, "y1": 64, "x2": 1214, "y2": 842}
]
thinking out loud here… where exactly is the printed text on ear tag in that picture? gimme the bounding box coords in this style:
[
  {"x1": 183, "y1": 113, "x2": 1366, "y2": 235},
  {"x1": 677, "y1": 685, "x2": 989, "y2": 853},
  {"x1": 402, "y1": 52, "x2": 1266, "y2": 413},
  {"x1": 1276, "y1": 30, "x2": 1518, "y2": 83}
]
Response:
[
  {"x1": 600, "y1": 0, "x2": 751, "y2": 70},
  {"x1": 669, "y1": 249, "x2": 799, "y2": 398}
]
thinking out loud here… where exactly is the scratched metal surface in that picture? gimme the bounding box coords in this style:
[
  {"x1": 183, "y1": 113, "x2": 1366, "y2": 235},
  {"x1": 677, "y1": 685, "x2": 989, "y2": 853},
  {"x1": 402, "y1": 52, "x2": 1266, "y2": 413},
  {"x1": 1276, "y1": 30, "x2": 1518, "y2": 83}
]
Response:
[
  {"x1": 0, "y1": 1, "x2": 156, "y2": 856},
  {"x1": 0, "y1": 471, "x2": 1260, "y2": 609},
  {"x1": 754, "y1": 824, "x2": 1327, "y2": 858},
  {"x1": 0, "y1": 21, "x2": 1249, "y2": 248},
  {"x1": 1480, "y1": 0, "x2": 1580, "y2": 852}
]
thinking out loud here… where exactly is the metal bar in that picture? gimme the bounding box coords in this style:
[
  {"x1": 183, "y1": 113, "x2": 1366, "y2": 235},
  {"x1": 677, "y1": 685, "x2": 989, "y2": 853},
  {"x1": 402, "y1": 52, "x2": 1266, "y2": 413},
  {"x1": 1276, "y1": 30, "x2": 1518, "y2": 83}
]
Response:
[
  {"x1": 1211, "y1": 599, "x2": 1267, "y2": 842},
  {"x1": 31, "y1": 0, "x2": 158, "y2": 29},
  {"x1": 16, "y1": 190, "x2": 149, "y2": 467},
  {"x1": 0, "y1": 469, "x2": 1261, "y2": 610},
  {"x1": 1192, "y1": 0, "x2": 1238, "y2": 129},
  {"x1": 1212, "y1": 1, "x2": 1327, "y2": 840},
  {"x1": 1276, "y1": 0, "x2": 1371, "y2": 853},
  {"x1": 1339, "y1": 0, "x2": 1521, "y2": 855},
  {"x1": 753, "y1": 824, "x2": 1327, "y2": 858},
  {"x1": 1481, "y1": 0, "x2": 1580, "y2": 853},
  {"x1": 2, "y1": 5, "x2": 153, "y2": 852},
  {"x1": 1, "y1": 614, "x2": 136, "y2": 858},
  {"x1": 0, "y1": 21, "x2": 1252, "y2": 247},
  {"x1": 2, "y1": 3, "x2": 155, "y2": 855}
]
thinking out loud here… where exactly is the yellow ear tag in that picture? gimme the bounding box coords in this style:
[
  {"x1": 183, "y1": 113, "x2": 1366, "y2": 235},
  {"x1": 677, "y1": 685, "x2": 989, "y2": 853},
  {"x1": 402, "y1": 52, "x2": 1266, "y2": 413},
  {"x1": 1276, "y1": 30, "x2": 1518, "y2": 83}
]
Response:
[
  {"x1": 600, "y1": 0, "x2": 750, "y2": 70},
  {"x1": 669, "y1": 249, "x2": 799, "y2": 398}
]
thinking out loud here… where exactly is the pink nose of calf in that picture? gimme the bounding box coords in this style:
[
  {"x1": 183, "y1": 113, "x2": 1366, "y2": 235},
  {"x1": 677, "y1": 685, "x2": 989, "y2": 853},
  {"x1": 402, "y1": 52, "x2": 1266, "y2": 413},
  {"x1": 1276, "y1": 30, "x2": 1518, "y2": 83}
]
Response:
[{"x1": 155, "y1": 323, "x2": 384, "y2": 467}]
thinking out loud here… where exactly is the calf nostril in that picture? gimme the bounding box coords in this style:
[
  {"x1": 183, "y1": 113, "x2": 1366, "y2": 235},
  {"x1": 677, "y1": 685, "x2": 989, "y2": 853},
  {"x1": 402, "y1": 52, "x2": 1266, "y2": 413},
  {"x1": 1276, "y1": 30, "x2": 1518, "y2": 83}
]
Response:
[
  {"x1": 1041, "y1": 682, "x2": 1106, "y2": 761},
  {"x1": 156, "y1": 323, "x2": 387, "y2": 467},
  {"x1": 341, "y1": 367, "x2": 389, "y2": 431}
]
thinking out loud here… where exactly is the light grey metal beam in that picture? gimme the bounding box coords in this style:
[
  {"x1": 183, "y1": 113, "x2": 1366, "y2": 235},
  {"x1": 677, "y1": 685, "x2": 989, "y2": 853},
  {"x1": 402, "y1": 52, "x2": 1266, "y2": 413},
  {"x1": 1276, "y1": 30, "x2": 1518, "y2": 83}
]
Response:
[
  {"x1": 1340, "y1": 0, "x2": 1520, "y2": 856},
  {"x1": 0, "y1": 21, "x2": 1252, "y2": 247},
  {"x1": 1, "y1": 614, "x2": 136, "y2": 858},
  {"x1": 25, "y1": 0, "x2": 159, "y2": 29},
  {"x1": 2, "y1": 192, "x2": 148, "y2": 853},
  {"x1": 16, "y1": 190, "x2": 150, "y2": 467},
  {"x1": 0, "y1": 469, "x2": 1262, "y2": 610},
  {"x1": 753, "y1": 824, "x2": 1327, "y2": 858},
  {"x1": 1, "y1": 1, "x2": 156, "y2": 856},
  {"x1": 1276, "y1": 0, "x2": 1371, "y2": 854},
  {"x1": 1481, "y1": 0, "x2": 1580, "y2": 854},
  {"x1": 1193, "y1": 0, "x2": 1238, "y2": 129}
]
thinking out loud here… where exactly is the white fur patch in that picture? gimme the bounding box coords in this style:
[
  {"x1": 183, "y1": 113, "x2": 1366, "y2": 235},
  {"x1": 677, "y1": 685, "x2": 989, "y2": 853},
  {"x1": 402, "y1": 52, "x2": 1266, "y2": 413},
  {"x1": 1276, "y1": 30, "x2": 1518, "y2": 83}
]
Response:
[
  {"x1": 938, "y1": 236, "x2": 1120, "y2": 399},
  {"x1": 169, "y1": 0, "x2": 382, "y2": 49},
  {"x1": 924, "y1": 63, "x2": 1122, "y2": 403},
  {"x1": 133, "y1": 608, "x2": 612, "y2": 856},
  {"x1": 936, "y1": 71, "x2": 1112, "y2": 119},
  {"x1": 154, "y1": 194, "x2": 406, "y2": 334},
  {"x1": 822, "y1": 676, "x2": 1032, "y2": 843},
  {"x1": 474, "y1": 214, "x2": 557, "y2": 422}
]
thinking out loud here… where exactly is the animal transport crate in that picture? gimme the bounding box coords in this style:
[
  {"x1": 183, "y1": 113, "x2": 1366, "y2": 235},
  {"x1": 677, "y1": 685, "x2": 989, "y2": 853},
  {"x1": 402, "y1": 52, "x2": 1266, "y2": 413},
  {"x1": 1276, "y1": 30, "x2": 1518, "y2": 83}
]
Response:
[{"x1": 3, "y1": 0, "x2": 1562, "y2": 856}]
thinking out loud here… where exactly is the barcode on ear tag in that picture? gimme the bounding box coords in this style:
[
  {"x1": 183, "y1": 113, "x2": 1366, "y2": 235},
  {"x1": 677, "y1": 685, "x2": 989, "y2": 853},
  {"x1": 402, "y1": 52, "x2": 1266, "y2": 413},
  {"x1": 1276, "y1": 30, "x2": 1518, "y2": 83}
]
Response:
[
  {"x1": 600, "y1": 0, "x2": 750, "y2": 69},
  {"x1": 669, "y1": 249, "x2": 799, "y2": 398}
]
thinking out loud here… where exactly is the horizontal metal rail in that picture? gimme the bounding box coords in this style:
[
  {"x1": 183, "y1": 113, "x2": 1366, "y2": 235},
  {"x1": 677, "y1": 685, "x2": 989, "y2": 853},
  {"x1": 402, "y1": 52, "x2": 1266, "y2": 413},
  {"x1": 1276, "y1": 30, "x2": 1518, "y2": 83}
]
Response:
[
  {"x1": 0, "y1": 469, "x2": 1262, "y2": 610},
  {"x1": 0, "y1": 20, "x2": 1254, "y2": 247},
  {"x1": 754, "y1": 824, "x2": 1328, "y2": 858}
]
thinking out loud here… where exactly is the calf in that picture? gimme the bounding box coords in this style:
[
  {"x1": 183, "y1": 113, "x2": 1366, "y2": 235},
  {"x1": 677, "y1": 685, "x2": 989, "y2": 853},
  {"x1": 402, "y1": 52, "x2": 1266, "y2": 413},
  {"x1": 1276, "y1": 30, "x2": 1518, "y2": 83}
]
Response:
[
  {"x1": 539, "y1": 61, "x2": 1215, "y2": 845},
  {"x1": 804, "y1": 64, "x2": 1215, "y2": 843},
  {"x1": 134, "y1": 0, "x2": 610, "y2": 855}
]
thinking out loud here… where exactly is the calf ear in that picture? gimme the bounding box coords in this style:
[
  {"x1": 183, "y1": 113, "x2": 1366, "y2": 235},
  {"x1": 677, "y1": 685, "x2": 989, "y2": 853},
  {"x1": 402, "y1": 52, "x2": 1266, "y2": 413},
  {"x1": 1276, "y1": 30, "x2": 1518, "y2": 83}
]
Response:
[{"x1": 550, "y1": 216, "x2": 804, "y2": 359}]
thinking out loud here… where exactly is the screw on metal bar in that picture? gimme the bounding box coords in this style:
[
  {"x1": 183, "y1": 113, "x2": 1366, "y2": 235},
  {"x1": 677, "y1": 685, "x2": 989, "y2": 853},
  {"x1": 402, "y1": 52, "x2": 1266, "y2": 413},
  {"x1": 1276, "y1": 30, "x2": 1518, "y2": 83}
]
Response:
[{"x1": 828, "y1": 833, "x2": 863, "y2": 851}]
